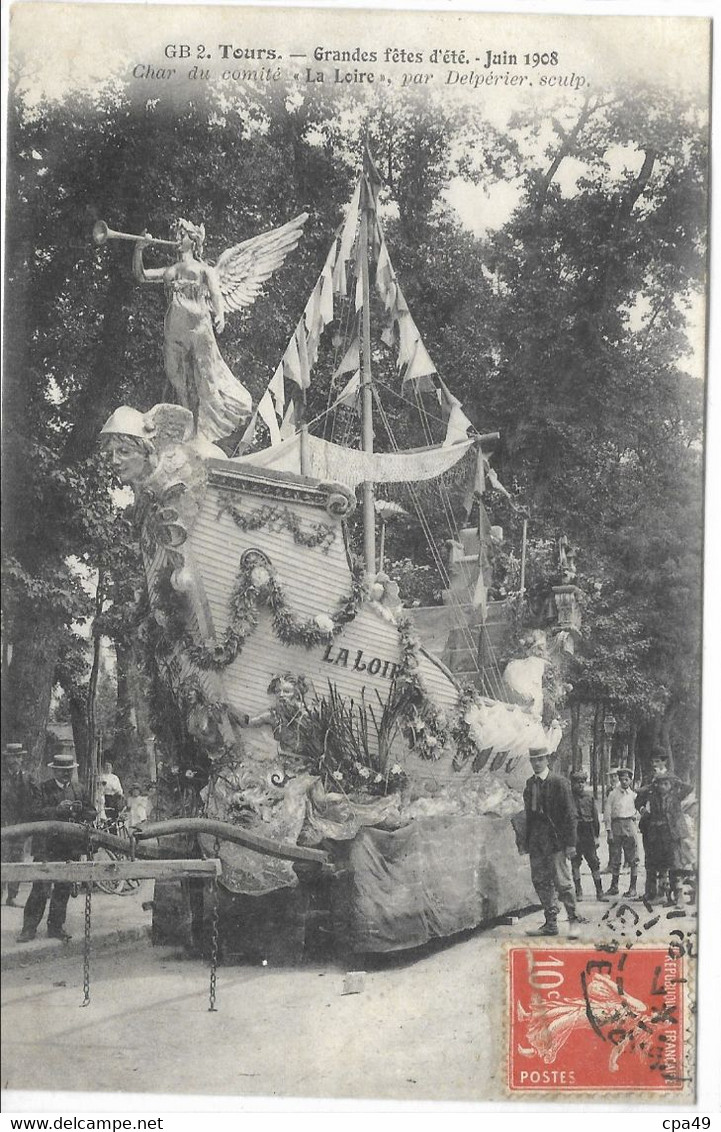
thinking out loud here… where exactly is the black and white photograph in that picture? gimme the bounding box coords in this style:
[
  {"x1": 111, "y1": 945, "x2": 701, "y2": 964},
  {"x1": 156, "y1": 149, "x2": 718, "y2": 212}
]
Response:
[{"x1": 1, "y1": 0, "x2": 714, "y2": 1115}]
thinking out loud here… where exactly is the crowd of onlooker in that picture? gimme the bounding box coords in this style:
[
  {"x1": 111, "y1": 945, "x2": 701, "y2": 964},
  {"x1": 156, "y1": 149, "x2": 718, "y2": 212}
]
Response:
[
  {"x1": 571, "y1": 749, "x2": 696, "y2": 904},
  {"x1": 519, "y1": 744, "x2": 697, "y2": 937}
]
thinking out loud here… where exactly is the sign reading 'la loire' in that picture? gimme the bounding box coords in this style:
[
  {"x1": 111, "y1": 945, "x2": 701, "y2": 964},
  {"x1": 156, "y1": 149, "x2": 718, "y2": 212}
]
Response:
[{"x1": 321, "y1": 642, "x2": 400, "y2": 681}]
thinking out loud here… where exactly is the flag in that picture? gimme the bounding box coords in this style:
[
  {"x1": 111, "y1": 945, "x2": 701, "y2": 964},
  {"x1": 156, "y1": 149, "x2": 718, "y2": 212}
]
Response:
[
  {"x1": 332, "y1": 180, "x2": 361, "y2": 296},
  {"x1": 238, "y1": 409, "x2": 258, "y2": 451},
  {"x1": 402, "y1": 334, "x2": 438, "y2": 390},
  {"x1": 257, "y1": 389, "x2": 281, "y2": 445},
  {"x1": 296, "y1": 324, "x2": 311, "y2": 390},
  {"x1": 331, "y1": 370, "x2": 361, "y2": 411},
  {"x1": 332, "y1": 338, "x2": 360, "y2": 380},
  {"x1": 443, "y1": 401, "x2": 475, "y2": 447},
  {"x1": 484, "y1": 457, "x2": 513, "y2": 502},
  {"x1": 282, "y1": 335, "x2": 301, "y2": 388},
  {"x1": 268, "y1": 363, "x2": 285, "y2": 416},
  {"x1": 279, "y1": 401, "x2": 296, "y2": 439}
]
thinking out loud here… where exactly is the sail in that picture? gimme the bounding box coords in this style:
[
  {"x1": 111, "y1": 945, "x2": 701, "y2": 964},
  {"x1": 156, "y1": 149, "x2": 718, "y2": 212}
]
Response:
[{"x1": 234, "y1": 433, "x2": 475, "y2": 487}]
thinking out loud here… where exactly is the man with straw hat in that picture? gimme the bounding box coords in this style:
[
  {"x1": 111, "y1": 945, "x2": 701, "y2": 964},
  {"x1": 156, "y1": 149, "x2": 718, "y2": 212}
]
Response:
[
  {"x1": 17, "y1": 750, "x2": 93, "y2": 944},
  {"x1": 519, "y1": 747, "x2": 588, "y2": 936}
]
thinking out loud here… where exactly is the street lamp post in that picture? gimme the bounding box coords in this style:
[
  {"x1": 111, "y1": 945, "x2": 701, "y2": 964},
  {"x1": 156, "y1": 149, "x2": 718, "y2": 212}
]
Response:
[{"x1": 602, "y1": 713, "x2": 617, "y2": 808}]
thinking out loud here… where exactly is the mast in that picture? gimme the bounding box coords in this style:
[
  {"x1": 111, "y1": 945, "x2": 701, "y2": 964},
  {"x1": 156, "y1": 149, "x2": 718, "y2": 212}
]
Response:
[{"x1": 360, "y1": 150, "x2": 376, "y2": 575}]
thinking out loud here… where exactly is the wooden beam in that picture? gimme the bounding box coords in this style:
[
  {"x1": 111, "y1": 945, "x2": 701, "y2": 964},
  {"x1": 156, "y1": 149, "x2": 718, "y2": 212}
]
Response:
[{"x1": 1, "y1": 859, "x2": 221, "y2": 883}]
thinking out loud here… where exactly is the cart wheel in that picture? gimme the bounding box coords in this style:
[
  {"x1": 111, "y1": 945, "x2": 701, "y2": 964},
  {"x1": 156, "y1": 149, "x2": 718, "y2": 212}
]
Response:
[{"x1": 93, "y1": 846, "x2": 125, "y2": 895}]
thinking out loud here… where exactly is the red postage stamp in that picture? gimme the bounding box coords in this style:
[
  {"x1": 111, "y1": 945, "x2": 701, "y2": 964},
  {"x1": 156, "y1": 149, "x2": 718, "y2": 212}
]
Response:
[{"x1": 508, "y1": 946, "x2": 686, "y2": 1092}]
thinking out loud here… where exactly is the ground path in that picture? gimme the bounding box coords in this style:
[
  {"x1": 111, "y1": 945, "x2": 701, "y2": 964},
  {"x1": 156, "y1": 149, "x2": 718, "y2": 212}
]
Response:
[{"x1": 1, "y1": 873, "x2": 696, "y2": 1104}]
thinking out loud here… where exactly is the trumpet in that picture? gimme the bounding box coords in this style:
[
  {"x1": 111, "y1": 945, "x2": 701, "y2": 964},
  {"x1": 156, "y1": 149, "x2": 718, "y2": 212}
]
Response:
[{"x1": 92, "y1": 220, "x2": 178, "y2": 249}]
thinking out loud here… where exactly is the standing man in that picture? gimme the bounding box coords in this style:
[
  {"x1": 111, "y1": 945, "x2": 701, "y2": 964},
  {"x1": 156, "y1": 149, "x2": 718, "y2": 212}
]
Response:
[
  {"x1": 569, "y1": 770, "x2": 607, "y2": 902},
  {"x1": 521, "y1": 748, "x2": 588, "y2": 937},
  {"x1": 605, "y1": 767, "x2": 640, "y2": 897},
  {"x1": 17, "y1": 751, "x2": 92, "y2": 944},
  {"x1": 1, "y1": 743, "x2": 35, "y2": 907}
]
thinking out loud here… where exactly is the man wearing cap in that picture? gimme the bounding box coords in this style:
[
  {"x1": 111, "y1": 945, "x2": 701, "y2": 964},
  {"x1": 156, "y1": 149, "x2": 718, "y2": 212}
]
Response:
[
  {"x1": 604, "y1": 767, "x2": 640, "y2": 897},
  {"x1": 17, "y1": 751, "x2": 92, "y2": 944},
  {"x1": 521, "y1": 748, "x2": 587, "y2": 936},
  {"x1": 635, "y1": 750, "x2": 693, "y2": 903},
  {"x1": 1, "y1": 743, "x2": 35, "y2": 907},
  {"x1": 569, "y1": 770, "x2": 607, "y2": 902}
]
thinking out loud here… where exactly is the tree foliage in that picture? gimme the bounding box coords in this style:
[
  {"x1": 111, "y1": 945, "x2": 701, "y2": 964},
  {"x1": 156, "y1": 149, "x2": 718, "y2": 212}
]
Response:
[{"x1": 2, "y1": 77, "x2": 706, "y2": 777}]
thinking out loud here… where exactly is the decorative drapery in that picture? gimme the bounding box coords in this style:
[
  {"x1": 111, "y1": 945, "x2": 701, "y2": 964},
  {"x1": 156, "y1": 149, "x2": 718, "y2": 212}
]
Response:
[{"x1": 235, "y1": 434, "x2": 475, "y2": 488}]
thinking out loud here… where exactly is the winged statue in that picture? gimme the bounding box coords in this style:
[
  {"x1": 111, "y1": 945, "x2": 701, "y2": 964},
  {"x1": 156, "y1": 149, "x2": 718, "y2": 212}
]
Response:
[{"x1": 132, "y1": 213, "x2": 308, "y2": 444}]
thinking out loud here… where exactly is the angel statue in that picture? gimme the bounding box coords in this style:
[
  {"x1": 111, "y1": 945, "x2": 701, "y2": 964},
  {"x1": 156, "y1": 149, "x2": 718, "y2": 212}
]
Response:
[{"x1": 133, "y1": 213, "x2": 308, "y2": 444}]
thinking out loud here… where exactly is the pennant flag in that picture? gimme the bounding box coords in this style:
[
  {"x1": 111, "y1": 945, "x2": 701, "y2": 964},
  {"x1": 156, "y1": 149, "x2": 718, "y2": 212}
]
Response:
[
  {"x1": 319, "y1": 263, "x2": 335, "y2": 324},
  {"x1": 462, "y1": 448, "x2": 485, "y2": 518},
  {"x1": 257, "y1": 389, "x2": 282, "y2": 445},
  {"x1": 331, "y1": 369, "x2": 361, "y2": 411},
  {"x1": 332, "y1": 337, "x2": 360, "y2": 380},
  {"x1": 296, "y1": 324, "x2": 311, "y2": 390},
  {"x1": 333, "y1": 180, "x2": 361, "y2": 296},
  {"x1": 268, "y1": 363, "x2": 285, "y2": 417},
  {"x1": 403, "y1": 334, "x2": 438, "y2": 389},
  {"x1": 443, "y1": 401, "x2": 475, "y2": 447},
  {"x1": 472, "y1": 568, "x2": 488, "y2": 617},
  {"x1": 282, "y1": 335, "x2": 301, "y2": 388},
  {"x1": 375, "y1": 237, "x2": 398, "y2": 313},
  {"x1": 238, "y1": 409, "x2": 258, "y2": 451},
  {"x1": 484, "y1": 458, "x2": 513, "y2": 502},
  {"x1": 279, "y1": 400, "x2": 296, "y2": 439}
]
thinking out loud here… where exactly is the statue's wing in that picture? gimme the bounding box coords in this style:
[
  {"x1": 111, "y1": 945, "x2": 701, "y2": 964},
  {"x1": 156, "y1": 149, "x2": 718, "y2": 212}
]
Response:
[{"x1": 216, "y1": 212, "x2": 309, "y2": 312}]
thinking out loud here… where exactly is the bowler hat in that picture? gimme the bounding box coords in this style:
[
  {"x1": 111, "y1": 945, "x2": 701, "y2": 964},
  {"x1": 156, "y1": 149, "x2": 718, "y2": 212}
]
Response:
[{"x1": 47, "y1": 751, "x2": 78, "y2": 771}]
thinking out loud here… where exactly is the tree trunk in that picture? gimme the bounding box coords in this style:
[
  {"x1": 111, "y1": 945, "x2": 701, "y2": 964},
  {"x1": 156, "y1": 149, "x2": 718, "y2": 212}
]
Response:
[
  {"x1": 570, "y1": 702, "x2": 581, "y2": 769},
  {"x1": 628, "y1": 724, "x2": 638, "y2": 783},
  {"x1": 590, "y1": 701, "x2": 601, "y2": 799},
  {"x1": 1, "y1": 616, "x2": 63, "y2": 770},
  {"x1": 68, "y1": 694, "x2": 89, "y2": 773}
]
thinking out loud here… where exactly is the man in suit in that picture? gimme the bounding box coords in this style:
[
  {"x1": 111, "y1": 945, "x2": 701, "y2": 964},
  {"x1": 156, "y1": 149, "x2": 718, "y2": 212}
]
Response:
[
  {"x1": 521, "y1": 748, "x2": 588, "y2": 936},
  {"x1": 17, "y1": 751, "x2": 93, "y2": 944}
]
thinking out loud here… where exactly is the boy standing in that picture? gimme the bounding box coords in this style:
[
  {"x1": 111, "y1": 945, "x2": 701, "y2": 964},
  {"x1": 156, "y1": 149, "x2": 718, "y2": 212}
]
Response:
[
  {"x1": 635, "y1": 752, "x2": 693, "y2": 903},
  {"x1": 604, "y1": 767, "x2": 640, "y2": 898},
  {"x1": 569, "y1": 770, "x2": 607, "y2": 902}
]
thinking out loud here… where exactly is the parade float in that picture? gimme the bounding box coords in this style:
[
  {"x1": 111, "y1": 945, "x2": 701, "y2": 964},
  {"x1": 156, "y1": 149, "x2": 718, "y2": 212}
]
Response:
[{"x1": 95, "y1": 150, "x2": 572, "y2": 958}]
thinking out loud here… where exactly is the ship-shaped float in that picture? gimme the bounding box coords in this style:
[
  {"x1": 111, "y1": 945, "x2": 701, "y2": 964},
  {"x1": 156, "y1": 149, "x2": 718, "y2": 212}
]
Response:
[{"x1": 101, "y1": 150, "x2": 562, "y2": 953}]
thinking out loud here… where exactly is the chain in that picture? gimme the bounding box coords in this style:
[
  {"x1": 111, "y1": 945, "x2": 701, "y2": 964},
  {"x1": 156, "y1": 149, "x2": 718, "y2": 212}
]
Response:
[
  {"x1": 208, "y1": 836, "x2": 220, "y2": 1013},
  {"x1": 81, "y1": 824, "x2": 93, "y2": 1007},
  {"x1": 81, "y1": 882, "x2": 92, "y2": 1007}
]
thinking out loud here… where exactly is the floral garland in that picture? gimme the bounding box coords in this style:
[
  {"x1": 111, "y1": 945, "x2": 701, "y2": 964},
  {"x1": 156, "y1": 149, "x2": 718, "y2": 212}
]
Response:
[
  {"x1": 218, "y1": 502, "x2": 337, "y2": 554},
  {"x1": 188, "y1": 555, "x2": 366, "y2": 671},
  {"x1": 450, "y1": 684, "x2": 481, "y2": 772},
  {"x1": 394, "y1": 616, "x2": 451, "y2": 761}
]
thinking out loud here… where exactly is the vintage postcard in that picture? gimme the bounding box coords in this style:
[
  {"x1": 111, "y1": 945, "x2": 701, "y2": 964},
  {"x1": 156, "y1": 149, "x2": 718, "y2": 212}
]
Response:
[{"x1": 1, "y1": 0, "x2": 713, "y2": 1114}]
